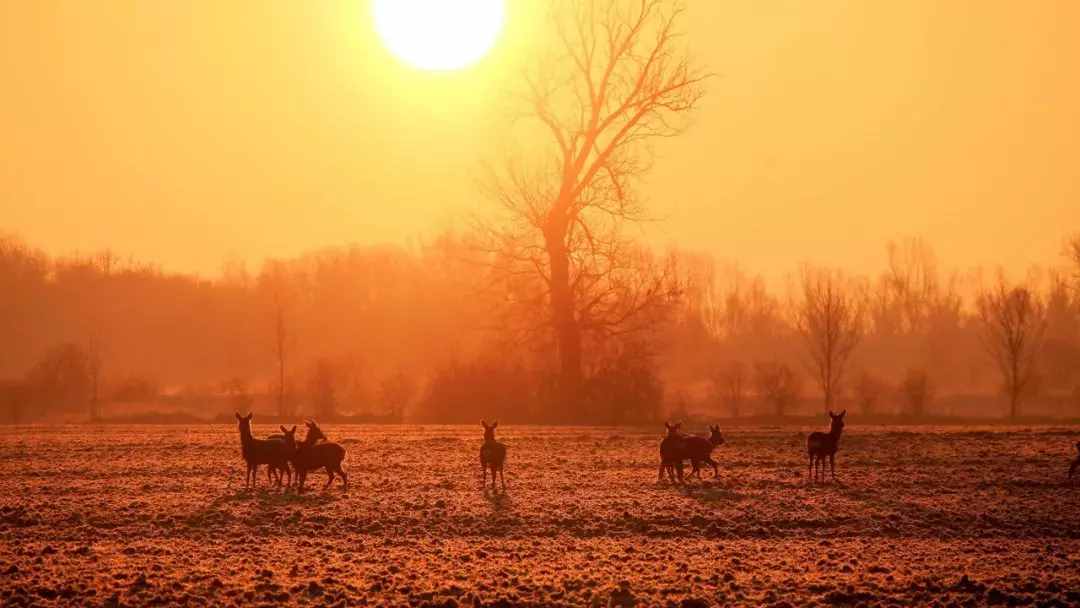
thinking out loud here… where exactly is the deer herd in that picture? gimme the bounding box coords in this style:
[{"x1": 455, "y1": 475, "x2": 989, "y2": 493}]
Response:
[{"x1": 235, "y1": 409, "x2": 1080, "y2": 493}]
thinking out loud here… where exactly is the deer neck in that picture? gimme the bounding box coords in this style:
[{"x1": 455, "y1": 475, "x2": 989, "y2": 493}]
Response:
[{"x1": 829, "y1": 426, "x2": 843, "y2": 441}]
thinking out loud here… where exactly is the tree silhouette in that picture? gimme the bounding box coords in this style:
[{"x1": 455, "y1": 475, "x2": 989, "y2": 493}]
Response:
[
  {"x1": 794, "y1": 267, "x2": 862, "y2": 411},
  {"x1": 976, "y1": 276, "x2": 1047, "y2": 418},
  {"x1": 483, "y1": 0, "x2": 707, "y2": 411}
]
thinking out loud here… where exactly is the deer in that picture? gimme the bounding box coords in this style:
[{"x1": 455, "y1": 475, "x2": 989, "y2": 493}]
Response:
[
  {"x1": 684, "y1": 425, "x2": 725, "y2": 479},
  {"x1": 807, "y1": 410, "x2": 846, "y2": 483},
  {"x1": 1069, "y1": 441, "x2": 1080, "y2": 482},
  {"x1": 263, "y1": 429, "x2": 293, "y2": 486},
  {"x1": 234, "y1": 412, "x2": 292, "y2": 490},
  {"x1": 283, "y1": 420, "x2": 347, "y2": 493},
  {"x1": 658, "y1": 421, "x2": 687, "y2": 484},
  {"x1": 479, "y1": 420, "x2": 506, "y2": 492}
]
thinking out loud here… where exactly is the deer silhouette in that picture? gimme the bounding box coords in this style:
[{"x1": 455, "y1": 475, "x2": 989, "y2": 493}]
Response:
[
  {"x1": 807, "y1": 410, "x2": 845, "y2": 483},
  {"x1": 685, "y1": 425, "x2": 725, "y2": 479},
  {"x1": 1069, "y1": 441, "x2": 1080, "y2": 482},
  {"x1": 658, "y1": 421, "x2": 687, "y2": 484},
  {"x1": 234, "y1": 412, "x2": 291, "y2": 490},
  {"x1": 284, "y1": 420, "x2": 347, "y2": 493},
  {"x1": 479, "y1": 420, "x2": 506, "y2": 492}
]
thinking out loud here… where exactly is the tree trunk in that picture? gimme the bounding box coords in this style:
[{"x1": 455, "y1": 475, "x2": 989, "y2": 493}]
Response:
[{"x1": 546, "y1": 230, "x2": 583, "y2": 418}]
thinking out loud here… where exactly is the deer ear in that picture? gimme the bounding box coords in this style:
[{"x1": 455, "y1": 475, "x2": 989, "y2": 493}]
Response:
[
  {"x1": 280, "y1": 425, "x2": 288, "y2": 433},
  {"x1": 235, "y1": 412, "x2": 242, "y2": 421},
  {"x1": 246, "y1": 413, "x2": 253, "y2": 421},
  {"x1": 481, "y1": 420, "x2": 488, "y2": 429},
  {"x1": 840, "y1": 410, "x2": 847, "y2": 417},
  {"x1": 665, "y1": 422, "x2": 672, "y2": 430},
  {"x1": 289, "y1": 425, "x2": 296, "y2": 433},
  {"x1": 492, "y1": 421, "x2": 498, "y2": 429}
]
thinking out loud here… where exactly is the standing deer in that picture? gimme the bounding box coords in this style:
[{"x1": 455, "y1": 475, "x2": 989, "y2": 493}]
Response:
[
  {"x1": 285, "y1": 420, "x2": 347, "y2": 493},
  {"x1": 1069, "y1": 441, "x2": 1080, "y2": 482},
  {"x1": 685, "y1": 425, "x2": 725, "y2": 479},
  {"x1": 658, "y1": 422, "x2": 687, "y2": 484},
  {"x1": 479, "y1": 420, "x2": 506, "y2": 492},
  {"x1": 807, "y1": 410, "x2": 846, "y2": 483},
  {"x1": 235, "y1": 412, "x2": 291, "y2": 490}
]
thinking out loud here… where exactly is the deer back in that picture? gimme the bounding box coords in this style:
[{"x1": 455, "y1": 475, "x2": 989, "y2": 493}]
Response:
[{"x1": 293, "y1": 441, "x2": 346, "y2": 471}]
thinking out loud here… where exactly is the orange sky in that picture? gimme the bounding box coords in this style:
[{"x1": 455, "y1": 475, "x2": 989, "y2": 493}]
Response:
[{"x1": 2, "y1": 1, "x2": 1078, "y2": 283}]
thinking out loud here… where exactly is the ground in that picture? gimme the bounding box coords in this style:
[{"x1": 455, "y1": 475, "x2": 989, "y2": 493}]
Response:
[{"x1": 1, "y1": 424, "x2": 1079, "y2": 607}]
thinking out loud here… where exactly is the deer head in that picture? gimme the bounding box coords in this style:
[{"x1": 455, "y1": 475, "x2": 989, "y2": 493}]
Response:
[
  {"x1": 828, "y1": 410, "x2": 846, "y2": 434},
  {"x1": 708, "y1": 424, "x2": 724, "y2": 446},
  {"x1": 235, "y1": 412, "x2": 254, "y2": 434},
  {"x1": 481, "y1": 420, "x2": 498, "y2": 442},
  {"x1": 303, "y1": 420, "x2": 327, "y2": 445},
  {"x1": 664, "y1": 421, "x2": 682, "y2": 437},
  {"x1": 279, "y1": 425, "x2": 297, "y2": 449}
]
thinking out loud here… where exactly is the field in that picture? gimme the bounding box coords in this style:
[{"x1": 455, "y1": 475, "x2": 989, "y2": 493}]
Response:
[{"x1": 2, "y1": 424, "x2": 1079, "y2": 607}]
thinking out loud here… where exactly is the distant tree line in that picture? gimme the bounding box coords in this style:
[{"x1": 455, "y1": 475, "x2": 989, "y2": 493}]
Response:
[{"x1": 2, "y1": 232, "x2": 1079, "y2": 424}]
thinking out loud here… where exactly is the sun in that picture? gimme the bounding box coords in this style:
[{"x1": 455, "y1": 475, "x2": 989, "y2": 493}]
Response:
[{"x1": 373, "y1": 0, "x2": 505, "y2": 71}]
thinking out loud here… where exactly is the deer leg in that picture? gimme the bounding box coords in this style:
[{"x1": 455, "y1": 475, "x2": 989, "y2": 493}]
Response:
[
  {"x1": 658, "y1": 462, "x2": 666, "y2": 483},
  {"x1": 499, "y1": 465, "x2": 506, "y2": 492},
  {"x1": 707, "y1": 457, "x2": 719, "y2": 479},
  {"x1": 1069, "y1": 458, "x2": 1078, "y2": 480},
  {"x1": 324, "y1": 466, "x2": 334, "y2": 490},
  {"x1": 829, "y1": 454, "x2": 837, "y2": 482},
  {"x1": 337, "y1": 464, "x2": 348, "y2": 490}
]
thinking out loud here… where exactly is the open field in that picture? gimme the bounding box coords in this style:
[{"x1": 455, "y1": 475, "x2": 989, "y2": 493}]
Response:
[{"x1": 2, "y1": 424, "x2": 1079, "y2": 607}]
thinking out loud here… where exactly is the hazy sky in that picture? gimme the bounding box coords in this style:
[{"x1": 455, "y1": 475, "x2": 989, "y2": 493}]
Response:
[{"x1": 2, "y1": 1, "x2": 1077, "y2": 283}]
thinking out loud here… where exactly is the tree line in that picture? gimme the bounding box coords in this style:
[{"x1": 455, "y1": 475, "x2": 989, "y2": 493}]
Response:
[{"x1": 1, "y1": 232, "x2": 1078, "y2": 424}]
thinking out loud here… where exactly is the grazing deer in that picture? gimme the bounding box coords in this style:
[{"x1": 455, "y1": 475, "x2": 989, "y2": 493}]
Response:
[
  {"x1": 285, "y1": 420, "x2": 347, "y2": 493},
  {"x1": 658, "y1": 422, "x2": 687, "y2": 484},
  {"x1": 807, "y1": 410, "x2": 846, "y2": 483},
  {"x1": 479, "y1": 420, "x2": 506, "y2": 492},
  {"x1": 235, "y1": 412, "x2": 291, "y2": 490},
  {"x1": 1069, "y1": 441, "x2": 1080, "y2": 482},
  {"x1": 685, "y1": 425, "x2": 725, "y2": 479}
]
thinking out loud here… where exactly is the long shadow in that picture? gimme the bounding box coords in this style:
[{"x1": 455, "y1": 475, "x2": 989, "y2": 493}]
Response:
[{"x1": 483, "y1": 488, "x2": 513, "y2": 513}]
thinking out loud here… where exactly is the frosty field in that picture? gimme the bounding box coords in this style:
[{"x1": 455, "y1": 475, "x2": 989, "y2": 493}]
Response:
[{"x1": 2, "y1": 424, "x2": 1079, "y2": 607}]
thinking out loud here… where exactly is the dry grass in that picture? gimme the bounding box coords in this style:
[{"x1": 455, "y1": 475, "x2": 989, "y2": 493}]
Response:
[{"x1": 1, "y1": 423, "x2": 1079, "y2": 607}]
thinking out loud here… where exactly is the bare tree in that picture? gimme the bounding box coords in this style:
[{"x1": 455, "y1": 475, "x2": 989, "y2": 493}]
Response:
[
  {"x1": 87, "y1": 336, "x2": 103, "y2": 421},
  {"x1": 1068, "y1": 233, "x2": 1080, "y2": 290},
  {"x1": 379, "y1": 371, "x2": 415, "y2": 423},
  {"x1": 900, "y1": 368, "x2": 934, "y2": 417},
  {"x1": 712, "y1": 360, "x2": 746, "y2": 417},
  {"x1": 794, "y1": 267, "x2": 862, "y2": 411},
  {"x1": 483, "y1": 0, "x2": 708, "y2": 405},
  {"x1": 976, "y1": 277, "x2": 1047, "y2": 418},
  {"x1": 754, "y1": 360, "x2": 800, "y2": 417},
  {"x1": 853, "y1": 370, "x2": 886, "y2": 416},
  {"x1": 309, "y1": 358, "x2": 338, "y2": 421},
  {"x1": 261, "y1": 262, "x2": 296, "y2": 419}
]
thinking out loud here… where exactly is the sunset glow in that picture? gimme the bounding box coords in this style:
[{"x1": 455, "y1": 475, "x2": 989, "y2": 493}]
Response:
[
  {"x1": 2, "y1": 2, "x2": 1080, "y2": 605},
  {"x1": 373, "y1": 0, "x2": 505, "y2": 71}
]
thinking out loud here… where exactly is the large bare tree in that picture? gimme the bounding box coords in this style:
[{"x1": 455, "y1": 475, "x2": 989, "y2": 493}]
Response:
[
  {"x1": 794, "y1": 267, "x2": 863, "y2": 411},
  {"x1": 976, "y1": 277, "x2": 1047, "y2": 418},
  {"x1": 483, "y1": 0, "x2": 707, "y2": 404}
]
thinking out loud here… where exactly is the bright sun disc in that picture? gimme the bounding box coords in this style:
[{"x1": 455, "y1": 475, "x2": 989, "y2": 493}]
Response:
[{"x1": 373, "y1": 0, "x2": 505, "y2": 71}]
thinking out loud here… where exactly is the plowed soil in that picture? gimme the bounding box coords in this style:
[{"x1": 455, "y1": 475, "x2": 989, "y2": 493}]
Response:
[{"x1": 2, "y1": 424, "x2": 1079, "y2": 607}]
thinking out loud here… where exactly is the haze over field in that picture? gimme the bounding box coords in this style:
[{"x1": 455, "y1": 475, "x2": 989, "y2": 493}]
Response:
[
  {"x1": 2, "y1": 1, "x2": 1078, "y2": 281},
  {"x1": 1, "y1": 1, "x2": 1079, "y2": 426}
]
